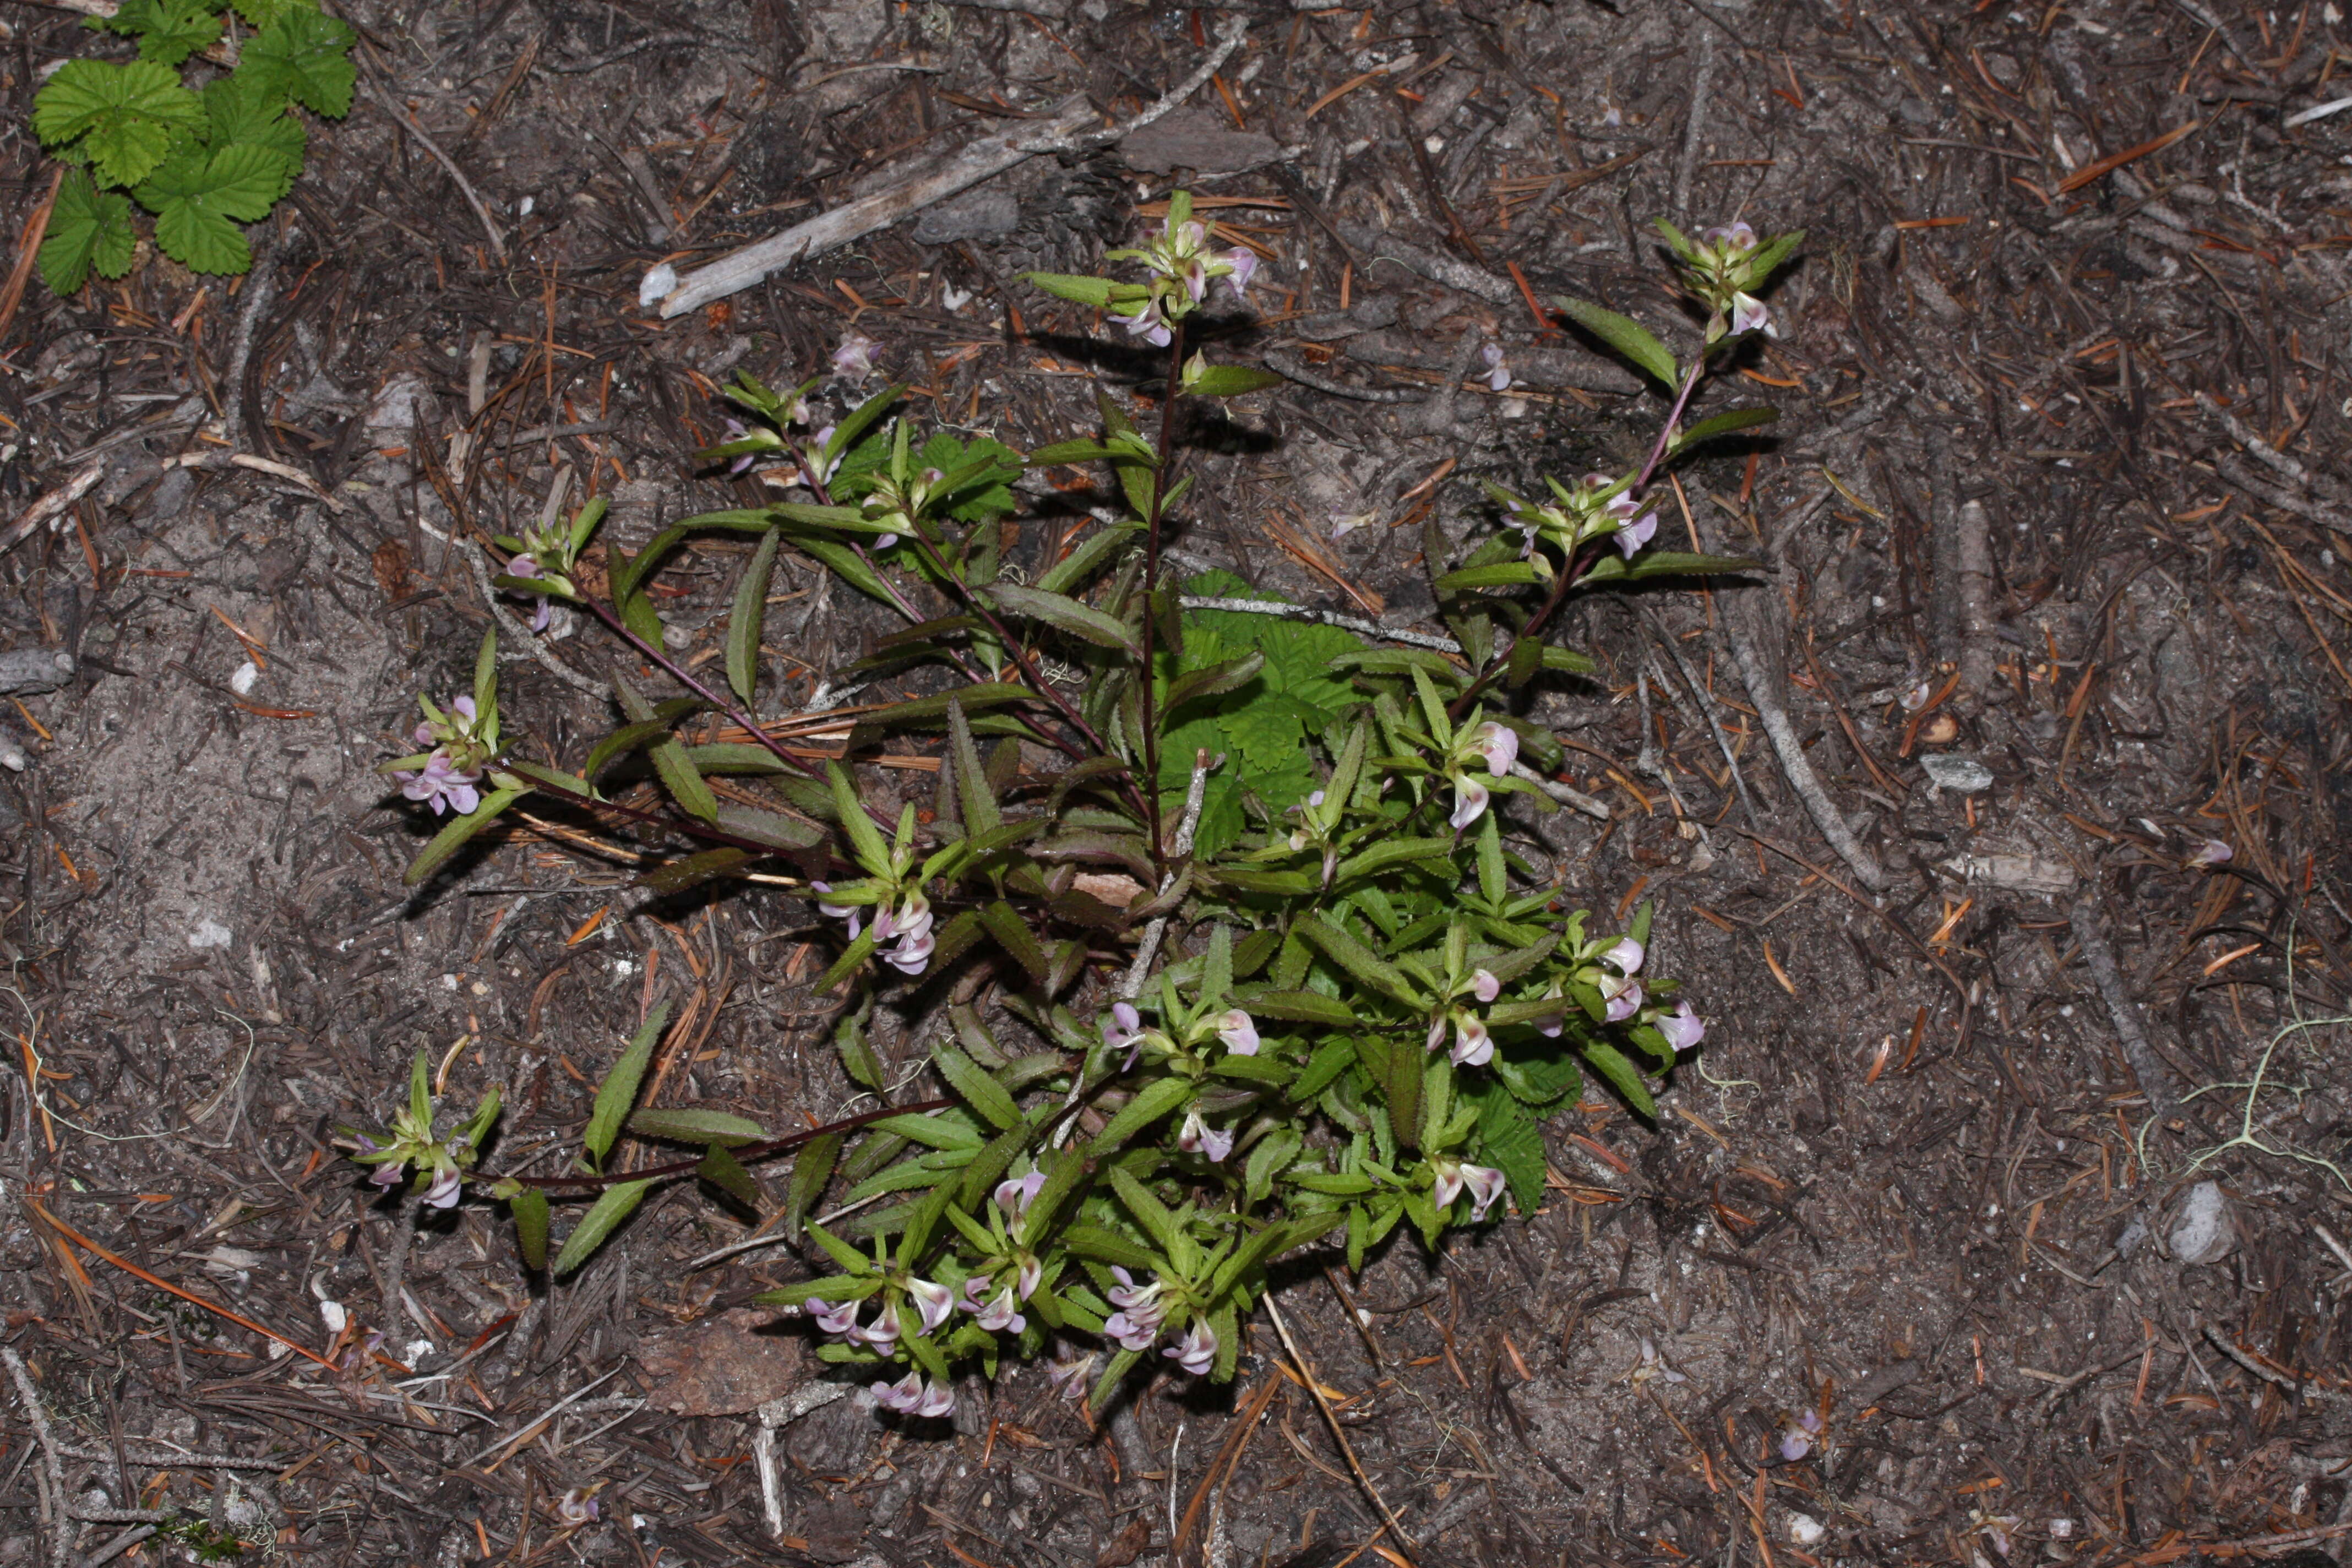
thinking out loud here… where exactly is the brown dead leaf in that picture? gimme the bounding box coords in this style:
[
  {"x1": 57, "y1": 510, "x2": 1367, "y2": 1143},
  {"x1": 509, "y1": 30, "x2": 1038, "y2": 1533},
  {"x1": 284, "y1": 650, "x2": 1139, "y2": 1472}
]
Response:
[
  {"x1": 634, "y1": 1307, "x2": 804, "y2": 1416},
  {"x1": 1070, "y1": 872, "x2": 1147, "y2": 908},
  {"x1": 1096, "y1": 1516, "x2": 1152, "y2": 1568},
  {"x1": 371, "y1": 540, "x2": 411, "y2": 601}
]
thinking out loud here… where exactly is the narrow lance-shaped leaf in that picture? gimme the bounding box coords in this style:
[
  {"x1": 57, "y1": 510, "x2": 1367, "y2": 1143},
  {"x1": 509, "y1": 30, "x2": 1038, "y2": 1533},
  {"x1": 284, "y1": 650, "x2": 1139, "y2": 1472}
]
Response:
[
  {"x1": 404, "y1": 786, "x2": 529, "y2": 886},
  {"x1": 728, "y1": 527, "x2": 782, "y2": 705},
  {"x1": 550, "y1": 1178, "x2": 652, "y2": 1277},
  {"x1": 509, "y1": 1189, "x2": 551, "y2": 1271},
  {"x1": 1551, "y1": 295, "x2": 1679, "y2": 387},
  {"x1": 584, "y1": 1004, "x2": 671, "y2": 1168}
]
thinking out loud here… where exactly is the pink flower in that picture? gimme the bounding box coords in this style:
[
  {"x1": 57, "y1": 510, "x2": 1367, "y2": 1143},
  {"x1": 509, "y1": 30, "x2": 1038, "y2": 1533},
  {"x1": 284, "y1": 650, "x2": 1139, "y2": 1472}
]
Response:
[
  {"x1": 396, "y1": 752, "x2": 483, "y2": 817},
  {"x1": 1449, "y1": 773, "x2": 1490, "y2": 830},
  {"x1": 994, "y1": 1170, "x2": 1047, "y2": 1219},
  {"x1": 906, "y1": 1277, "x2": 955, "y2": 1334},
  {"x1": 1102, "y1": 1001, "x2": 1146, "y2": 1069},
  {"x1": 1433, "y1": 1159, "x2": 1507, "y2": 1222},
  {"x1": 832, "y1": 332, "x2": 878, "y2": 380},
  {"x1": 1779, "y1": 1408, "x2": 1823, "y2": 1462},
  {"x1": 810, "y1": 881, "x2": 861, "y2": 941},
  {"x1": 1112, "y1": 300, "x2": 1172, "y2": 348},
  {"x1": 1046, "y1": 1349, "x2": 1095, "y2": 1401},
  {"x1": 555, "y1": 1488, "x2": 598, "y2": 1527},
  {"x1": 1016, "y1": 1254, "x2": 1042, "y2": 1302},
  {"x1": 1216, "y1": 1008, "x2": 1260, "y2": 1056},
  {"x1": 1163, "y1": 1320, "x2": 1217, "y2": 1376},
  {"x1": 1472, "y1": 968, "x2": 1501, "y2": 1004},
  {"x1": 1471, "y1": 721, "x2": 1518, "y2": 777},
  {"x1": 421, "y1": 1167, "x2": 462, "y2": 1208},
  {"x1": 1178, "y1": 1110, "x2": 1233, "y2": 1162},
  {"x1": 1701, "y1": 221, "x2": 1758, "y2": 255},
  {"x1": 1104, "y1": 1267, "x2": 1167, "y2": 1350},
  {"x1": 1599, "y1": 973, "x2": 1643, "y2": 1023},
  {"x1": 1729, "y1": 292, "x2": 1773, "y2": 336},
  {"x1": 972, "y1": 1284, "x2": 1025, "y2": 1334},
  {"x1": 1608, "y1": 496, "x2": 1659, "y2": 558},
  {"x1": 2191, "y1": 839, "x2": 2233, "y2": 866},
  {"x1": 1481, "y1": 342, "x2": 1510, "y2": 392},
  {"x1": 1602, "y1": 937, "x2": 1645, "y2": 975},
  {"x1": 1655, "y1": 1000, "x2": 1704, "y2": 1051},
  {"x1": 809, "y1": 1297, "x2": 861, "y2": 1338},
  {"x1": 852, "y1": 1305, "x2": 900, "y2": 1352},
  {"x1": 1451, "y1": 1012, "x2": 1493, "y2": 1068},
  {"x1": 871, "y1": 1370, "x2": 954, "y2": 1418},
  {"x1": 1224, "y1": 247, "x2": 1257, "y2": 296}
]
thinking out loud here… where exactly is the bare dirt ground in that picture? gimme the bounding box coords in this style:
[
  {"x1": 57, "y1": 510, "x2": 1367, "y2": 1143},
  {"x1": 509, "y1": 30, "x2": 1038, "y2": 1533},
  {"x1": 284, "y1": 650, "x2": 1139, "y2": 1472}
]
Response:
[{"x1": 6, "y1": 0, "x2": 2352, "y2": 1564}]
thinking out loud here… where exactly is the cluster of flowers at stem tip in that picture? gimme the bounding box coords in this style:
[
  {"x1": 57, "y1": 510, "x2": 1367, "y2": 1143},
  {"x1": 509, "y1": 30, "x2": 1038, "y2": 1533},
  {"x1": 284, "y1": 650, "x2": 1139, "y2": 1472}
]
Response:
[
  {"x1": 797, "y1": 1172, "x2": 1069, "y2": 1420},
  {"x1": 696, "y1": 331, "x2": 889, "y2": 493},
  {"x1": 494, "y1": 497, "x2": 606, "y2": 634},
  {"x1": 343, "y1": 1054, "x2": 498, "y2": 1212},
  {"x1": 1422, "y1": 926, "x2": 1701, "y2": 1077},
  {"x1": 1484, "y1": 469, "x2": 1662, "y2": 572},
  {"x1": 1659, "y1": 217, "x2": 1792, "y2": 345},
  {"x1": 813, "y1": 882, "x2": 935, "y2": 977},
  {"x1": 1101, "y1": 189, "x2": 1256, "y2": 347},
  {"x1": 386, "y1": 692, "x2": 498, "y2": 817}
]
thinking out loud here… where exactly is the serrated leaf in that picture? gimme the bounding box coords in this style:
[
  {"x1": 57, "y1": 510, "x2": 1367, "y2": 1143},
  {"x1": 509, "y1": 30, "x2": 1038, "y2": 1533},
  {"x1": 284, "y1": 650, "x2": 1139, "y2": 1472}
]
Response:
[
  {"x1": 698, "y1": 1143, "x2": 764, "y2": 1209},
  {"x1": 932, "y1": 1040, "x2": 1022, "y2": 1131},
  {"x1": 785, "y1": 1131, "x2": 842, "y2": 1241},
  {"x1": 1551, "y1": 295, "x2": 1679, "y2": 386},
  {"x1": 1581, "y1": 1039, "x2": 1657, "y2": 1117},
  {"x1": 626, "y1": 1107, "x2": 768, "y2": 1146},
  {"x1": 1087, "y1": 1076, "x2": 1193, "y2": 1156},
  {"x1": 1436, "y1": 561, "x2": 1544, "y2": 593},
  {"x1": 1035, "y1": 521, "x2": 1141, "y2": 595},
  {"x1": 985, "y1": 583, "x2": 1138, "y2": 652},
  {"x1": 137, "y1": 141, "x2": 291, "y2": 275},
  {"x1": 1187, "y1": 363, "x2": 1285, "y2": 398},
  {"x1": 37, "y1": 171, "x2": 137, "y2": 296},
  {"x1": 584, "y1": 1005, "x2": 669, "y2": 1167},
  {"x1": 550, "y1": 1179, "x2": 651, "y2": 1276},
  {"x1": 1295, "y1": 916, "x2": 1420, "y2": 1008},
  {"x1": 1023, "y1": 271, "x2": 1120, "y2": 308},
  {"x1": 34, "y1": 58, "x2": 203, "y2": 188},
  {"x1": 1669, "y1": 406, "x2": 1779, "y2": 454},
  {"x1": 239, "y1": 5, "x2": 356, "y2": 118},
  {"x1": 102, "y1": 0, "x2": 223, "y2": 67}
]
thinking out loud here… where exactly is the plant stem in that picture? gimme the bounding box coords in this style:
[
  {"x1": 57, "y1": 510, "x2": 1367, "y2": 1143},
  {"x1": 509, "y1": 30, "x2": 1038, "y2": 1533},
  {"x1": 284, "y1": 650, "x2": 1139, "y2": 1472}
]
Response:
[
  {"x1": 1446, "y1": 352, "x2": 1713, "y2": 722},
  {"x1": 1137, "y1": 318, "x2": 1187, "y2": 877}
]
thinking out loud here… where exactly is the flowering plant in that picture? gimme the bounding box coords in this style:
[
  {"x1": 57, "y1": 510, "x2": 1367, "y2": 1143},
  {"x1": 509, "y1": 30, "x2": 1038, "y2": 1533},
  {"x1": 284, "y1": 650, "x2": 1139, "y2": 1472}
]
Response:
[{"x1": 347, "y1": 194, "x2": 1795, "y2": 1423}]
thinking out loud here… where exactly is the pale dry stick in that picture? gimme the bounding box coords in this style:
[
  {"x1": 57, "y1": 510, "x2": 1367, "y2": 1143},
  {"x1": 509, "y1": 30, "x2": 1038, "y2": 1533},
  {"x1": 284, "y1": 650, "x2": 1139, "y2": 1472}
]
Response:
[
  {"x1": 1670, "y1": 23, "x2": 1718, "y2": 222},
  {"x1": 1263, "y1": 1294, "x2": 1419, "y2": 1561},
  {"x1": 458, "y1": 1365, "x2": 625, "y2": 1467},
  {"x1": 2068, "y1": 897, "x2": 2182, "y2": 1127},
  {"x1": 755, "y1": 1384, "x2": 857, "y2": 1537},
  {"x1": 2201, "y1": 1322, "x2": 2350, "y2": 1404},
  {"x1": 1261, "y1": 349, "x2": 1428, "y2": 405},
  {"x1": 1175, "y1": 595, "x2": 1464, "y2": 654},
  {"x1": 662, "y1": 18, "x2": 1249, "y2": 316},
  {"x1": 216, "y1": 234, "x2": 279, "y2": 451},
  {"x1": 1332, "y1": 220, "x2": 1515, "y2": 306},
  {"x1": 357, "y1": 82, "x2": 508, "y2": 265},
  {"x1": 1716, "y1": 609, "x2": 1887, "y2": 890},
  {"x1": 1636, "y1": 604, "x2": 1764, "y2": 829},
  {"x1": 3, "y1": 1348, "x2": 70, "y2": 1568},
  {"x1": 2215, "y1": 452, "x2": 2352, "y2": 537},
  {"x1": 0, "y1": 458, "x2": 104, "y2": 558},
  {"x1": 2195, "y1": 392, "x2": 2352, "y2": 504},
  {"x1": 1509, "y1": 762, "x2": 1611, "y2": 823}
]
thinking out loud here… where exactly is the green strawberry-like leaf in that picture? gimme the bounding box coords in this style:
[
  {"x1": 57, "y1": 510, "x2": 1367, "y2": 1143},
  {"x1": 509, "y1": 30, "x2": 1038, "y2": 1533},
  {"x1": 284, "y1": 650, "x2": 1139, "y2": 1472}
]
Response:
[
  {"x1": 100, "y1": 0, "x2": 224, "y2": 67},
  {"x1": 37, "y1": 171, "x2": 138, "y2": 296},
  {"x1": 238, "y1": 6, "x2": 356, "y2": 119},
  {"x1": 135, "y1": 141, "x2": 287, "y2": 274},
  {"x1": 202, "y1": 77, "x2": 305, "y2": 200},
  {"x1": 33, "y1": 58, "x2": 205, "y2": 188}
]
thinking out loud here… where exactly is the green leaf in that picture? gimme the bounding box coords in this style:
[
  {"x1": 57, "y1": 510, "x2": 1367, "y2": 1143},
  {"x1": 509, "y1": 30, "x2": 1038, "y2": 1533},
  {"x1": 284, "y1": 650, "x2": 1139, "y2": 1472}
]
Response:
[
  {"x1": 1242, "y1": 989, "x2": 1358, "y2": 1028},
  {"x1": 835, "y1": 1012, "x2": 885, "y2": 1091},
  {"x1": 985, "y1": 584, "x2": 1137, "y2": 653},
  {"x1": 626, "y1": 1107, "x2": 767, "y2": 1146},
  {"x1": 37, "y1": 171, "x2": 137, "y2": 296},
  {"x1": 34, "y1": 58, "x2": 204, "y2": 188},
  {"x1": 1491, "y1": 1046, "x2": 1580, "y2": 1106},
  {"x1": 979, "y1": 900, "x2": 1050, "y2": 986},
  {"x1": 1109, "y1": 1167, "x2": 1180, "y2": 1250},
  {"x1": 946, "y1": 699, "x2": 1000, "y2": 834},
  {"x1": 698, "y1": 1143, "x2": 764, "y2": 1209},
  {"x1": 102, "y1": 0, "x2": 223, "y2": 67},
  {"x1": 239, "y1": 5, "x2": 357, "y2": 119},
  {"x1": 728, "y1": 527, "x2": 781, "y2": 705},
  {"x1": 550, "y1": 1179, "x2": 652, "y2": 1276},
  {"x1": 1244, "y1": 1126, "x2": 1302, "y2": 1205},
  {"x1": 1061, "y1": 1225, "x2": 1162, "y2": 1272},
  {"x1": 1035, "y1": 522, "x2": 1142, "y2": 595},
  {"x1": 785, "y1": 1132, "x2": 842, "y2": 1240},
  {"x1": 1295, "y1": 916, "x2": 1420, "y2": 1008},
  {"x1": 1581, "y1": 1039, "x2": 1657, "y2": 1117},
  {"x1": 1615, "y1": 549, "x2": 1758, "y2": 580},
  {"x1": 1087, "y1": 1076, "x2": 1193, "y2": 1156},
  {"x1": 402, "y1": 785, "x2": 527, "y2": 886},
  {"x1": 613, "y1": 676, "x2": 718, "y2": 823},
  {"x1": 1669, "y1": 406, "x2": 1779, "y2": 455},
  {"x1": 137, "y1": 141, "x2": 292, "y2": 274},
  {"x1": 1551, "y1": 295, "x2": 1679, "y2": 387},
  {"x1": 584, "y1": 1005, "x2": 669, "y2": 1167},
  {"x1": 1332, "y1": 837, "x2": 1456, "y2": 885},
  {"x1": 1022, "y1": 271, "x2": 1122, "y2": 308},
  {"x1": 1187, "y1": 363, "x2": 1286, "y2": 398},
  {"x1": 203, "y1": 74, "x2": 306, "y2": 172},
  {"x1": 509, "y1": 1189, "x2": 550, "y2": 1271},
  {"x1": 1435, "y1": 561, "x2": 1543, "y2": 593},
  {"x1": 932, "y1": 1041, "x2": 1022, "y2": 1131}
]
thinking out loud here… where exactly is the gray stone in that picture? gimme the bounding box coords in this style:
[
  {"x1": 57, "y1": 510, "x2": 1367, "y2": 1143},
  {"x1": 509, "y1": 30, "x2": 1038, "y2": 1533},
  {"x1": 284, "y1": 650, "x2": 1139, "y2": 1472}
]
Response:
[
  {"x1": 1120, "y1": 107, "x2": 1284, "y2": 175},
  {"x1": 1919, "y1": 754, "x2": 1995, "y2": 793},
  {"x1": 2166, "y1": 1180, "x2": 2235, "y2": 1265},
  {"x1": 911, "y1": 189, "x2": 1021, "y2": 245}
]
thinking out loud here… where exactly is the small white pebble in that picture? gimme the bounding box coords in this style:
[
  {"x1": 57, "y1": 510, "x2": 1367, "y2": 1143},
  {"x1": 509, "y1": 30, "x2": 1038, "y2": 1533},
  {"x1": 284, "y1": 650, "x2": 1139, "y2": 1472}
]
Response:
[
  {"x1": 319, "y1": 1300, "x2": 347, "y2": 1333},
  {"x1": 638, "y1": 262, "x2": 678, "y2": 309},
  {"x1": 1787, "y1": 1513, "x2": 1826, "y2": 1548},
  {"x1": 440, "y1": 972, "x2": 460, "y2": 991},
  {"x1": 188, "y1": 918, "x2": 233, "y2": 950},
  {"x1": 518, "y1": 194, "x2": 535, "y2": 217},
  {"x1": 2049, "y1": 1518, "x2": 2075, "y2": 1540},
  {"x1": 229, "y1": 660, "x2": 259, "y2": 696}
]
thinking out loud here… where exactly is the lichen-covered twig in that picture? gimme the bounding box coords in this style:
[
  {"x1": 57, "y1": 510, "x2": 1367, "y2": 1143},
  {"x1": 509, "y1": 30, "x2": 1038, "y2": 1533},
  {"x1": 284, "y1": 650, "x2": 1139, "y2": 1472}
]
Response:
[{"x1": 2068, "y1": 897, "x2": 2182, "y2": 1126}]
